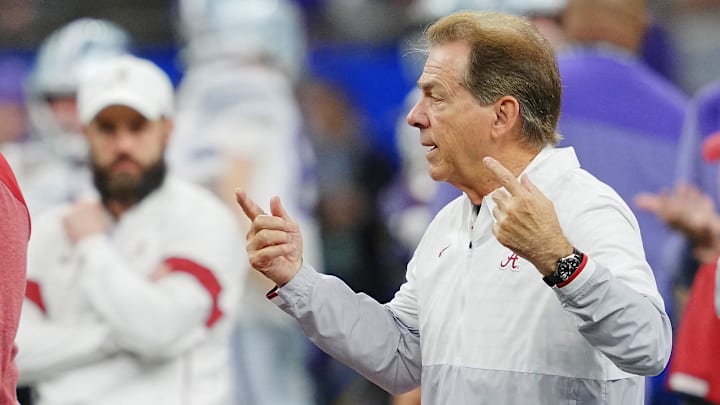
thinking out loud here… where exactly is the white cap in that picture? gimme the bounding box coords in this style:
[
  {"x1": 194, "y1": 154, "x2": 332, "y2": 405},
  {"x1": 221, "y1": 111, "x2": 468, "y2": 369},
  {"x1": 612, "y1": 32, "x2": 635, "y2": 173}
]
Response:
[{"x1": 78, "y1": 55, "x2": 174, "y2": 124}]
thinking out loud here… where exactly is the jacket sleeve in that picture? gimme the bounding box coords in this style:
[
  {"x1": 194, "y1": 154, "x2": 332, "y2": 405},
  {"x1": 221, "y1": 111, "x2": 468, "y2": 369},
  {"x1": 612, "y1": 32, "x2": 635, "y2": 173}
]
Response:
[
  {"x1": 555, "y1": 193, "x2": 673, "y2": 376},
  {"x1": 0, "y1": 178, "x2": 28, "y2": 389},
  {"x1": 14, "y1": 300, "x2": 116, "y2": 384},
  {"x1": 15, "y1": 211, "x2": 119, "y2": 384},
  {"x1": 271, "y1": 264, "x2": 422, "y2": 395},
  {"x1": 72, "y1": 228, "x2": 240, "y2": 360}
]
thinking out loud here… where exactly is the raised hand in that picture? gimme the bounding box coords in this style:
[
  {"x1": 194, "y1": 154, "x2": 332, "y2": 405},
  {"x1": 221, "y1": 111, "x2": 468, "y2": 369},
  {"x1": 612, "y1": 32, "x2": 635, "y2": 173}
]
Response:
[
  {"x1": 483, "y1": 157, "x2": 573, "y2": 276},
  {"x1": 235, "y1": 190, "x2": 304, "y2": 286},
  {"x1": 635, "y1": 183, "x2": 720, "y2": 262}
]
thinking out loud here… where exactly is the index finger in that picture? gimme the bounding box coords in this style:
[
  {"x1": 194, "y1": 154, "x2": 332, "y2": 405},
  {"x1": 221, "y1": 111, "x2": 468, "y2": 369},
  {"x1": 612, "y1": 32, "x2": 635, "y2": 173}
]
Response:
[
  {"x1": 235, "y1": 189, "x2": 266, "y2": 221},
  {"x1": 483, "y1": 156, "x2": 527, "y2": 196},
  {"x1": 633, "y1": 193, "x2": 662, "y2": 214}
]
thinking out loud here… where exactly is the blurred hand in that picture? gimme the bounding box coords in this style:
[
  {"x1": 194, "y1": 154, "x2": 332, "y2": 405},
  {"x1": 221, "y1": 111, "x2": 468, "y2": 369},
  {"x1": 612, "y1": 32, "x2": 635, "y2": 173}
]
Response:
[
  {"x1": 484, "y1": 157, "x2": 573, "y2": 276},
  {"x1": 149, "y1": 263, "x2": 172, "y2": 282},
  {"x1": 63, "y1": 199, "x2": 108, "y2": 244},
  {"x1": 235, "y1": 190, "x2": 303, "y2": 287},
  {"x1": 635, "y1": 183, "x2": 720, "y2": 262}
]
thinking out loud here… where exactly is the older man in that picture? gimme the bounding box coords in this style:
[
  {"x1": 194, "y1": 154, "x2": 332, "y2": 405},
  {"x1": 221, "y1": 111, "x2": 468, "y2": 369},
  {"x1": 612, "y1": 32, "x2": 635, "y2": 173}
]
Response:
[{"x1": 237, "y1": 11, "x2": 671, "y2": 404}]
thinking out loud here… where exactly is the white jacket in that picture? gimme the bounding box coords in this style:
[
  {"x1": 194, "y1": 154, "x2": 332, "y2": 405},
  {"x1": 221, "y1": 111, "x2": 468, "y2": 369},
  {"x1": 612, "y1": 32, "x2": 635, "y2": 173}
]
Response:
[
  {"x1": 270, "y1": 147, "x2": 672, "y2": 404},
  {"x1": 16, "y1": 177, "x2": 245, "y2": 405}
]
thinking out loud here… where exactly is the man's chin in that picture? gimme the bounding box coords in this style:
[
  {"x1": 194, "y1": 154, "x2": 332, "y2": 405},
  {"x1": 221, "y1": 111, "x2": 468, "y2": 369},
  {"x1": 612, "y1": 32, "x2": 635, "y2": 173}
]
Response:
[
  {"x1": 427, "y1": 167, "x2": 447, "y2": 182},
  {"x1": 93, "y1": 158, "x2": 167, "y2": 208}
]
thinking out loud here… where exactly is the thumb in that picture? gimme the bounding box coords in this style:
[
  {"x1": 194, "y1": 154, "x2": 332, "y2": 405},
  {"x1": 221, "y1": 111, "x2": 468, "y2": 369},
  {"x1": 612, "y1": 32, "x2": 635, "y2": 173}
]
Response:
[{"x1": 270, "y1": 196, "x2": 292, "y2": 220}]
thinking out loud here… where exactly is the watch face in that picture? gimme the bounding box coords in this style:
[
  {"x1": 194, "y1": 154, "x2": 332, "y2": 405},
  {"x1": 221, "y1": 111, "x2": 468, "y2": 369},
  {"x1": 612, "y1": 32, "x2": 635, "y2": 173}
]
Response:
[
  {"x1": 557, "y1": 255, "x2": 582, "y2": 281},
  {"x1": 557, "y1": 264, "x2": 573, "y2": 281}
]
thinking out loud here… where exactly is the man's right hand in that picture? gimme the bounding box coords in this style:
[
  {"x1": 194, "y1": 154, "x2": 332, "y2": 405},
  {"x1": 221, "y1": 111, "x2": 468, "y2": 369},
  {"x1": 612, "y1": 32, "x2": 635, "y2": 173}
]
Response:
[{"x1": 235, "y1": 190, "x2": 304, "y2": 287}]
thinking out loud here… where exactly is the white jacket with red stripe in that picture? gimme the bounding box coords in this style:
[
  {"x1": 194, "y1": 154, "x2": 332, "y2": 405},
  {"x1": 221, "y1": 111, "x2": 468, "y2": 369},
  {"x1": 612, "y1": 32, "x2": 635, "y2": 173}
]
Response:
[{"x1": 15, "y1": 176, "x2": 245, "y2": 405}]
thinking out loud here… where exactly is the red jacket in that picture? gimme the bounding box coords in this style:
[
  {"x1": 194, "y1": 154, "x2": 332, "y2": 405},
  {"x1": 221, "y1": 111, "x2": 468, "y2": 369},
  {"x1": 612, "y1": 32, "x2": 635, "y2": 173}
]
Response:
[
  {"x1": 668, "y1": 260, "x2": 720, "y2": 404},
  {"x1": 0, "y1": 152, "x2": 30, "y2": 405}
]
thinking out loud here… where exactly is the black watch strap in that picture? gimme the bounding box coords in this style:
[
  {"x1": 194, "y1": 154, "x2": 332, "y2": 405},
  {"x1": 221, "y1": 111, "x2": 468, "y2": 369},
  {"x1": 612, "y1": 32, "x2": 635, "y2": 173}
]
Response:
[{"x1": 543, "y1": 248, "x2": 585, "y2": 287}]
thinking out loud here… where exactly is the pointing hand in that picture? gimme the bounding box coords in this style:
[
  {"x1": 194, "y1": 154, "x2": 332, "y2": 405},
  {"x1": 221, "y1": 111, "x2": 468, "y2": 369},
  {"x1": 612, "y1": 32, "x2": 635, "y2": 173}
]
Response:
[
  {"x1": 235, "y1": 190, "x2": 304, "y2": 286},
  {"x1": 483, "y1": 157, "x2": 573, "y2": 276}
]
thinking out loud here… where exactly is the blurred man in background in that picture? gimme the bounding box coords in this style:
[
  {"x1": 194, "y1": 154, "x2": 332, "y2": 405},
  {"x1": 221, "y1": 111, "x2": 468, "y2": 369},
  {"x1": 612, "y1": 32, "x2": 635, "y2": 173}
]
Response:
[
  {"x1": 637, "y1": 81, "x2": 720, "y2": 405},
  {"x1": 8, "y1": 18, "x2": 132, "y2": 405},
  {"x1": 16, "y1": 18, "x2": 132, "y2": 216},
  {"x1": 15, "y1": 55, "x2": 244, "y2": 405},
  {"x1": 169, "y1": 1, "x2": 321, "y2": 403}
]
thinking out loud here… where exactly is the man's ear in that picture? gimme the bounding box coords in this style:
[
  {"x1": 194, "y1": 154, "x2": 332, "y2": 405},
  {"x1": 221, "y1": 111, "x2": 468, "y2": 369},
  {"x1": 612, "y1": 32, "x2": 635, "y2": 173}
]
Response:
[{"x1": 492, "y1": 96, "x2": 520, "y2": 138}]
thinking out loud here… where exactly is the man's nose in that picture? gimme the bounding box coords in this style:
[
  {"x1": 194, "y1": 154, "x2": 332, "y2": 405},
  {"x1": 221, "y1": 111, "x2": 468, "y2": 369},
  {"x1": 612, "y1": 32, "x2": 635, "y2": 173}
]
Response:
[
  {"x1": 406, "y1": 100, "x2": 428, "y2": 130},
  {"x1": 114, "y1": 129, "x2": 136, "y2": 151}
]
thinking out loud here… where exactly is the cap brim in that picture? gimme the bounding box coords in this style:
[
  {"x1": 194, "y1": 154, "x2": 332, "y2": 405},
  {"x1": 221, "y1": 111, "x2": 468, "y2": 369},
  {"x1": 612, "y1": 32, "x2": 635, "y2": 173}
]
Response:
[
  {"x1": 702, "y1": 131, "x2": 720, "y2": 162},
  {"x1": 81, "y1": 91, "x2": 159, "y2": 124}
]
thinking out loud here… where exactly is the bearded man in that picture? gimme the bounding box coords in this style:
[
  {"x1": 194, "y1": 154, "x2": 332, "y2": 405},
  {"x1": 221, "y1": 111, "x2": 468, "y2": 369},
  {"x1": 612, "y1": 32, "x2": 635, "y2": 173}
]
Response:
[{"x1": 14, "y1": 55, "x2": 245, "y2": 405}]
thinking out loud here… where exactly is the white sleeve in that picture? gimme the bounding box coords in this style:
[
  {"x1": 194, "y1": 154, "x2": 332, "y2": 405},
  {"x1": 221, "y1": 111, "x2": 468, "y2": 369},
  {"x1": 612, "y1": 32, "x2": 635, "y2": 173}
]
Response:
[
  {"x1": 73, "y1": 215, "x2": 243, "y2": 360},
  {"x1": 15, "y1": 300, "x2": 116, "y2": 385},
  {"x1": 555, "y1": 193, "x2": 672, "y2": 376},
  {"x1": 15, "y1": 211, "x2": 119, "y2": 383},
  {"x1": 271, "y1": 264, "x2": 422, "y2": 395}
]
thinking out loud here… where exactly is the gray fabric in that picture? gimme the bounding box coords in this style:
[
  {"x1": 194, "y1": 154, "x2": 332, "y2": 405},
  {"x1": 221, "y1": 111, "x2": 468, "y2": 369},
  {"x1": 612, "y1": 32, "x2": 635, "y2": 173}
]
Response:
[
  {"x1": 272, "y1": 147, "x2": 672, "y2": 404},
  {"x1": 554, "y1": 261, "x2": 672, "y2": 376},
  {"x1": 275, "y1": 264, "x2": 667, "y2": 404},
  {"x1": 275, "y1": 266, "x2": 421, "y2": 394},
  {"x1": 421, "y1": 364, "x2": 645, "y2": 405}
]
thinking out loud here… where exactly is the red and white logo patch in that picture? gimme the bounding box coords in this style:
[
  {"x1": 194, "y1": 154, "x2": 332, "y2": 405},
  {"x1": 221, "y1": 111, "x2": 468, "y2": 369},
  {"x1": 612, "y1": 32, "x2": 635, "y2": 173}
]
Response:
[{"x1": 499, "y1": 252, "x2": 520, "y2": 272}]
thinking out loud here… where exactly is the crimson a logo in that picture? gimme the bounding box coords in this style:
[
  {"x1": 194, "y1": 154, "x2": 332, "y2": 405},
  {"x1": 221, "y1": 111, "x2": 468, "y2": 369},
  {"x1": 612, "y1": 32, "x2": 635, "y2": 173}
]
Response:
[{"x1": 499, "y1": 253, "x2": 520, "y2": 271}]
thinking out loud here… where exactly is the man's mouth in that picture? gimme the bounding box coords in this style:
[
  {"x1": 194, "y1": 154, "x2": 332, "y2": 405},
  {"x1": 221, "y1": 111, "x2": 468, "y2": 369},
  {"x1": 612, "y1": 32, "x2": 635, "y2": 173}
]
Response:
[
  {"x1": 422, "y1": 141, "x2": 437, "y2": 152},
  {"x1": 112, "y1": 159, "x2": 140, "y2": 172}
]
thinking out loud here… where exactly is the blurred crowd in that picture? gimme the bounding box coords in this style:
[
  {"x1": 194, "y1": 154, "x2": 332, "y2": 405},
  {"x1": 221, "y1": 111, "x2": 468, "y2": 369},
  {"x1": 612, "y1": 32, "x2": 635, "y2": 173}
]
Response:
[{"x1": 3, "y1": 0, "x2": 720, "y2": 404}]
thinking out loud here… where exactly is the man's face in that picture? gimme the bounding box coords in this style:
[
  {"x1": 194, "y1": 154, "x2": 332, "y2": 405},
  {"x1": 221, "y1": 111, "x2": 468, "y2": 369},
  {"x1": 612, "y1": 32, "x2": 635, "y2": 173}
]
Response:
[
  {"x1": 406, "y1": 41, "x2": 498, "y2": 189},
  {"x1": 85, "y1": 105, "x2": 171, "y2": 205}
]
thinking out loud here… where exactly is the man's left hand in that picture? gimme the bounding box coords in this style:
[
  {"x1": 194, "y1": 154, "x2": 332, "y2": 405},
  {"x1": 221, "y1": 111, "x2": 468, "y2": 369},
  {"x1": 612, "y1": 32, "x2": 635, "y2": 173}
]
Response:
[
  {"x1": 63, "y1": 200, "x2": 108, "y2": 245},
  {"x1": 483, "y1": 157, "x2": 573, "y2": 276}
]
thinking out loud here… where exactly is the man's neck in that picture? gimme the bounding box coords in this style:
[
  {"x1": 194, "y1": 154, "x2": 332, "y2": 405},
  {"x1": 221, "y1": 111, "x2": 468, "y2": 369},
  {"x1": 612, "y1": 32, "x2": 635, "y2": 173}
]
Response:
[
  {"x1": 107, "y1": 201, "x2": 130, "y2": 219},
  {"x1": 463, "y1": 144, "x2": 543, "y2": 205}
]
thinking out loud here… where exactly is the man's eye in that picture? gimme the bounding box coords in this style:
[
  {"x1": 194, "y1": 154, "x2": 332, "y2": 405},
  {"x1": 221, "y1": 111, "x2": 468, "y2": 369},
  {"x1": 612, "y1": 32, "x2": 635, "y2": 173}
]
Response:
[
  {"x1": 130, "y1": 120, "x2": 149, "y2": 132},
  {"x1": 98, "y1": 123, "x2": 114, "y2": 133}
]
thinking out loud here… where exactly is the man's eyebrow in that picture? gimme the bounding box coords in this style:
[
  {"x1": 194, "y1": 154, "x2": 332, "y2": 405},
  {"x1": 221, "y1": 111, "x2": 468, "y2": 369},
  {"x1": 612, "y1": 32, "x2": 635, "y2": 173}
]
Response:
[{"x1": 417, "y1": 80, "x2": 435, "y2": 92}]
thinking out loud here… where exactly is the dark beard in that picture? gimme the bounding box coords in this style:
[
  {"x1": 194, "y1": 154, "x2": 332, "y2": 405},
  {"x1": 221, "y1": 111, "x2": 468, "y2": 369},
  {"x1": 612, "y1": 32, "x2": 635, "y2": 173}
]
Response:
[{"x1": 92, "y1": 157, "x2": 167, "y2": 208}]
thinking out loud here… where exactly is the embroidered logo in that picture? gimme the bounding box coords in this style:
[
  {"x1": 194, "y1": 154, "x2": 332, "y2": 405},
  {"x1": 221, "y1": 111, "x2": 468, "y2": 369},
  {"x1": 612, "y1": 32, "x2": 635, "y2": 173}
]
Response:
[
  {"x1": 499, "y1": 252, "x2": 520, "y2": 271},
  {"x1": 438, "y1": 245, "x2": 450, "y2": 258}
]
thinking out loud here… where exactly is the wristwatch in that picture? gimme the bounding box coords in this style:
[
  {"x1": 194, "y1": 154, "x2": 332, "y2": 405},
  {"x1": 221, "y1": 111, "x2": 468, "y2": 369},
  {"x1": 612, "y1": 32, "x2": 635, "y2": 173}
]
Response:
[{"x1": 543, "y1": 248, "x2": 585, "y2": 287}]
